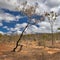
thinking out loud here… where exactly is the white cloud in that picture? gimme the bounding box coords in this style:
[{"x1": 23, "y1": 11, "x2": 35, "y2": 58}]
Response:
[
  {"x1": 15, "y1": 23, "x2": 27, "y2": 28},
  {"x1": 7, "y1": 23, "x2": 27, "y2": 34},
  {"x1": 15, "y1": 30, "x2": 22, "y2": 35},
  {"x1": 0, "y1": 12, "x2": 23, "y2": 22},
  {"x1": 50, "y1": 6, "x2": 60, "y2": 15},
  {"x1": 45, "y1": 0, "x2": 60, "y2": 8},
  {"x1": 3, "y1": 26, "x2": 9, "y2": 30},
  {"x1": 0, "y1": 0, "x2": 59, "y2": 12},
  {"x1": 0, "y1": 23, "x2": 3, "y2": 26},
  {"x1": 2, "y1": 20, "x2": 60, "y2": 35},
  {"x1": 0, "y1": 31, "x2": 4, "y2": 35},
  {"x1": 0, "y1": 12, "x2": 16, "y2": 22},
  {"x1": 0, "y1": 0, "x2": 60, "y2": 34},
  {"x1": 0, "y1": 0, "x2": 19, "y2": 11},
  {"x1": 25, "y1": 25, "x2": 38, "y2": 34}
]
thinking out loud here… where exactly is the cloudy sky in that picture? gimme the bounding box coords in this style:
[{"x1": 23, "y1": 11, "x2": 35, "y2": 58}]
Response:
[{"x1": 0, "y1": 0, "x2": 60, "y2": 35}]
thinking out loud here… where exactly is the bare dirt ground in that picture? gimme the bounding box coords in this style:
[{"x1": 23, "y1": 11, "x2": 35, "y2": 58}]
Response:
[{"x1": 0, "y1": 41, "x2": 60, "y2": 60}]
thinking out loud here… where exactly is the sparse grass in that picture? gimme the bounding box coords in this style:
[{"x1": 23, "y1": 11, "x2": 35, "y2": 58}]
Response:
[
  {"x1": 0, "y1": 33, "x2": 60, "y2": 42},
  {"x1": 0, "y1": 33, "x2": 60, "y2": 60},
  {"x1": 0, "y1": 40, "x2": 60, "y2": 60}
]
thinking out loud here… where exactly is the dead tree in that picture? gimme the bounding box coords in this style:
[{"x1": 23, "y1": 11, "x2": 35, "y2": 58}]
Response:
[
  {"x1": 12, "y1": 24, "x2": 29, "y2": 52},
  {"x1": 45, "y1": 11, "x2": 58, "y2": 46},
  {"x1": 12, "y1": 1, "x2": 39, "y2": 52}
]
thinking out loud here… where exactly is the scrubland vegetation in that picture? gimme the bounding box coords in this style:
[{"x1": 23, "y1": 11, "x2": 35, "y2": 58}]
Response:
[
  {"x1": 0, "y1": 33, "x2": 60, "y2": 44},
  {"x1": 0, "y1": 33, "x2": 60, "y2": 60}
]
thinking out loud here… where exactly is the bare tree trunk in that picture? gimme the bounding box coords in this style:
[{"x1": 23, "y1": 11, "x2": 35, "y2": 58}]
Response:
[
  {"x1": 51, "y1": 23, "x2": 54, "y2": 46},
  {"x1": 12, "y1": 24, "x2": 29, "y2": 52}
]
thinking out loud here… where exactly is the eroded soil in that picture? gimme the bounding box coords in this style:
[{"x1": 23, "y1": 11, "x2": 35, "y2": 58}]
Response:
[{"x1": 0, "y1": 41, "x2": 60, "y2": 60}]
